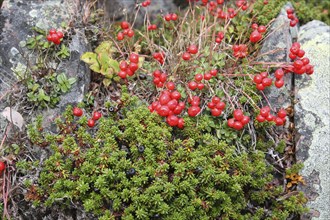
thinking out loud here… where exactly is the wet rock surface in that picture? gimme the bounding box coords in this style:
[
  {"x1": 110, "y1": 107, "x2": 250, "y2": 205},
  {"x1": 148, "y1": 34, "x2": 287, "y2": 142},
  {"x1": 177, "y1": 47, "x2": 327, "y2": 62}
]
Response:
[{"x1": 295, "y1": 20, "x2": 330, "y2": 220}]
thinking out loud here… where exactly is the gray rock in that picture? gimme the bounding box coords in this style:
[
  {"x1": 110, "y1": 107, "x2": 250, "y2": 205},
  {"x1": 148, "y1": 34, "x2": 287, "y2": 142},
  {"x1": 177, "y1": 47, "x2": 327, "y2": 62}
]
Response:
[
  {"x1": 295, "y1": 20, "x2": 330, "y2": 220},
  {"x1": 98, "y1": 0, "x2": 177, "y2": 27},
  {"x1": 0, "y1": 0, "x2": 90, "y2": 130},
  {"x1": 258, "y1": 2, "x2": 295, "y2": 111}
]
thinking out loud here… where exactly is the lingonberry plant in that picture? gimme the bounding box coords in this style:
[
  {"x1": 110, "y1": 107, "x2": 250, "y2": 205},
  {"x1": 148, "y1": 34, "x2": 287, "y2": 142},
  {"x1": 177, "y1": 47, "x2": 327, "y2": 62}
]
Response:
[{"x1": 24, "y1": 0, "x2": 315, "y2": 218}]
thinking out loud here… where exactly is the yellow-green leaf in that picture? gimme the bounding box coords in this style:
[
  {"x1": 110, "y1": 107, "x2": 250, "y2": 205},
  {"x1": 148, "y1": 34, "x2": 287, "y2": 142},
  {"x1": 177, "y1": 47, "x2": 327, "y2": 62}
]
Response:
[
  {"x1": 81, "y1": 52, "x2": 98, "y2": 65},
  {"x1": 90, "y1": 63, "x2": 101, "y2": 73}
]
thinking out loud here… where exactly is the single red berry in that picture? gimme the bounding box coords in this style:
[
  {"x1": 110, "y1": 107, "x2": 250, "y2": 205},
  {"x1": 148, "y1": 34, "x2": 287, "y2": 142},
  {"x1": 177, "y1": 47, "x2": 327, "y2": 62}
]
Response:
[
  {"x1": 289, "y1": 53, "x2": 297, "y2": 60},
  {"x1": 159, "y1": 93, "x2": 171, "y2": 105},
  {"x1": 216, "y1": 102, "x2": 226, "y2": 110},
  {"x1": 188, "y1": 81, "x2": 198, "y2": 90},
  {"x1": 233, "y1": 109, "x2": 244, "y2": 121},
  {"x1": 233, "y1": 121, "x2": 243, "y2": 130},
  {"x1": 159, "y1": 73, "x2": 167, "y2": 83},
  {"x1": 92, "y1": 111, "x2": 102, "y2": 120},
  {"x1": 197, "y1": 83, "x2": 204, "y2": 90},
  {"x1": 241, "y1": 115, "x2": 250, "y2": 125},
  {"x1": 129, "y1": 53, "x2": 139, "y2": 63},
  {"x1": 118, "y1": 70, "x2": 127, "y2": 79},
  {"x1": 227, "y1": 118, "x2": 235, "y2": 128},
  {"x1": 210, "y1": 69, "x2": 218, "y2": 76},
  {"x1": 256, "y1": 115, "x2": 265, "y2": 122},
  {"x1": 182, "y1": 52, "x2": 191, "y2": 61},
  {"x1": 266, "y1": 114, "x2": 274, "y2": 121},
  {"x1": 142, "y1": 1, "x2": 148, "y2": 7},
  {"x1": 49, "y1": 28, "x2": 56, "y2": 34},
  {"x1": 177, "y1": 118, "x2": 185, "y2": 129},
  {"x1": 153, "y1": 70, "x2": 161, "y2": 78},
  {"x1": 126, "y1": 69, "x2": 134, "y2": 76},
  {"x1": 260, "y1": 107, "x2": 270, "y2": 117},
  {"x1": 274, "y1": 68, "x2": 284, "y2": 79},
  {"x1": 188, "y1": 106, "x2": 200, "y2": 117},
  {"x1": 302, "y1": 58, "x2": 310, "y2": 65},
  {"x1": 250, "y1": 30, "x2": 262, "y2": 43},
  {"x1": 253, "y1": 74, "x2": 263, "y2": 84},
  {"x1": 188, "y1": 45, "x2": 198, "y2": 54},
  {"x1": 208, "y1": 102, "x2": 216, "y2": 109},
  {"x1": 275, "y1": 79, "x2": 284, "y2": 88},
  {"x1": 215, "y1": 37, "x2": 222, "y2": 43},
  {"x1": 277, "y1": 109, "x2": 287, "y2": 118},
  {"x1": 167, "y1": 115, "x2": 179, "y2": 127},
  {"x1": 293, "y1": 60, "x2": 304, "y2": 69},
  {"x1": 171, "y1": 13, "x2": 178, "y2": 21},
  {"x1": 127, "y1": 29, "x2": 135, "y2": 37},
  {"x1": 274, "y1": 117, "x2": 284, "y2": 126},
  {"x1": 211, "y1": 96, "x2": 220, "y2": 104},
  {"x1": 56, "y1": 31, "x2": 64, "y2": 39},
  {"x1": 0, "y1": 161, "x2": 6, "y2": 173},
  {"x1": 158, "y1": 105, "x2": 170, "y2": 117},
  {"x1": 286, "y1": 8, "x2": 294, "y2": 14},
  {"x1": 297, "y1": 49, "x2": 305, "y2": 58},
  {"x1": 121, "y1": 21, "x2": 130, "y2": 29},
  {"x1": 194, "y1": 74, "x2": 203, "y2": 82},
  {"x1": 251, "y1": 23, "x2": 259, "y2": 30},
  {"x1": 73, "y1": 107, "x2": 83, "y2": 117},
  {"x1": 211, "y1": 108, "x2": 222, "y2": 116},
  {"x1": 46, "y1": 35, "x2": 53, "y2": 42},
  {"x1": 164, "y1": 14, "x2": 172, "y2": 21},
  {"x1": 171, "y1": 91, "x2": 181, "y2": 100},
  {"x1": 166, "y1": 82, "x2": 175, "y2": 90},
  {"x1": 117, "y1": 32, "x2": 124, "y2": 41},
  {"x1": 256, "y1": 83, "x2": 265, "y2": 91},
  {"x1": 119, "y1": 61, "x2": 128, "y2": 71},
  {"x1": 167, "y1": 99, "x2": 178, "y2": 110},
  {"x1": 257, "y1": 25, "x2": 266, "y2": 33},
  {"x1": 204, "y1": 73, "x2": 212, "y2": 80},
  {"x1": 262, "y1": 78, "x2": 272, "y2": 87},
  {"x1": 260, "y1": 72, "x2": 268, "y2": 78},
  {"x1": 129, "y1": 63, "x2": 139, "y2": 72},
  {"x1": 87, "y1": 119, "x2": 95, "y2": 128}
]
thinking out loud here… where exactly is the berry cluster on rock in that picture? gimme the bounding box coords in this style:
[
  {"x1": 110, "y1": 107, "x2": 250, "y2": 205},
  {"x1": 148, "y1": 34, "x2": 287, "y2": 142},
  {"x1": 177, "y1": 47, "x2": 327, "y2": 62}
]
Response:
[
  {"x1": 286, "y1": 8, "x2": 299, "y2": 27},
  {"x1": 256, "y1": 106, "x2": 287, "y2": 126},
  {"x1": 253, "y1": 72, "x2": 272, "y2": 91},
  {"x1": 46, "y1": 28, "x2": 64, "y2": 45},
  {"x1": 250, "y1": 24, "x2": 266, "y2": 43}
]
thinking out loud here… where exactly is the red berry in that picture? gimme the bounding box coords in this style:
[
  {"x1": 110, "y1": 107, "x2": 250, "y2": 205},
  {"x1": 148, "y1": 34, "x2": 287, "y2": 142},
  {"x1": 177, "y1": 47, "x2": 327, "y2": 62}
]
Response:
[
  {"x1": 171, "y1": 91, "x2": 181, "y2": 100},
  {"x1": 171, "y1": 13, "x2": 178, "y2": 21},
  {"x1": 207, "y1": 102, "x2": 216, "y2": 109},
  {"x1": 212, "y1": 96, "x2": 220, "y2": 104},
  {"x1": 158, "y1": 105, "x2": 170, "y2": 117},
  {"x1": 275, "y1": 79, "x2": 284, "y2": 88},
  {"x1": 233, "y1": 109, "x2": 244, "y2": 121},
  {"x1": 117, "y1": 32, "x2": 124, "y2": 41},
  {"x1": 197, "y1": 83, "x2": 204, "y2": 90},
  {"x1": 167, "y1": 100, "x2": 178, "y2": 111},
  {"x1": 153, "y1": 70, "x2": 161, "y2": 78},
  {"x1": 56, "y1": 31, "x2": 64, "y2": 39},
  {"x1": 166, "y1": 82, "x2": 175, "y2": 90},
  {"x1": 293, "y1": 60, "x2": 304, "y2": 69},
  {"x1": 188, "y1": 81, "x2": 198, "y2": 90},
  {"x1": 73, "y1": 107, "x2": 83, "y2": 117},
  {"x1": 194, "y1": 74, "x2": 203, "y2": 82},
  {"x1": 277, "y1": 109, "x2": 287, "y2": 118},
  {"x1": 182, "y1": 52, "x2": 191, "y2": 61},
  {"x1": 215, "y1": 37, "x2": 222, "y2": 43},
  {"x1": 46, "y1": 35, "x2": 53, "y2": 42},
  {"x1": 289, "y1": 53, "x2": 297, "y2": 60},
  {"x1": 262, "y1": 78, "x2": 272, "y2": 87},
  {"x1": 159, "y1": 93, "x2": 171, "y2": 105},
  {"x1": 49, "y1": 28, "x2": 56, "y2": 34},
  {"x1": 177, "y1": 118, "x2": 185, "y2": 129},
  {"x1": 233, "y1": 121, "x2": 243, "y2": 130},
  {"x1": 204, "y1": 73, "x2": 212, "y2": 80},
  {"x1": 210, "y1": 69, "x2": 218, "y2": 76},
  {"x1": 253, "y1": 74, "x2": 263, "y2": 84},
  {"x1": 211, "y1": 108, "x2": 222, "y2": 116},
  {"x1": 241, "y1": 115, "x2": 250, "y2": 125},
  {"x1": 260, "y1": 72, "x2": 268, "y2": 78},
  {"x1": 302, "y1": 58, "x2": 310, "y2": 65},
  {"x1": 274, "y1": 68, "x2": 284, "y2": 79},
  {"x1": 256, "y1": 115, "x2": 265, "y2": 122},
  {"x1": 250, "y1": 30, "x2": 262, "y2": 43},
  {"x1": 251, "y1": 23, "x2": 259, "y2": 30},
  {"x1": 188, "y1": 45, "x2": 198, "y2": 54},
  {"x1": 274, "y1": 117, "x2": 284, "y2": 126},
  {"x1": 0, "y1": 161, "x2": 6, "y2": 173},
  {"x1": 118, "y1": 70, "x2": 127, "y2": 79},
  {"x1": 121, "y1": 21, "x2": 130, "y2": 30},
  {"x1": 126, "y1": 69, "x2": 134, "y2": 76},
  {"x1": 260, "y1": 107, "x2": 270, "y2": 117},
  {"x1": 129, "y1": 53, "x2": 139, "y2": 63},
  {"x1": 188, "y1": 106, "x2": 200, "y2": 117},
  {"x1": 164, "y1": 14, "x2": 172, "y2": 21},
  {"x1": 159, "y1": 73, "x2": 167, "y2": 83},
  {"x1": 297, "y1": 49, "x2": 305, "y2": 58},
  {"x1": 227, "y1": 118, "x2": 235, "y2": 128},
  {"x1": 167, "y1": 115, "x2": 179, "y2": 126},
  {"x1": 92, "y1": 111, "x2": 102, "y2": 120},
  {"x1": 216, "y1": 102, "x2": 226, "y2": 110},
  {"x1": 266, "y1": 114, "x2": 274, "y2": 121},
  {"x1": 87, "y1": 119, "x2": 95, "y2": 127},
  {"x1": 257, "y1": 25, "x2": 266, "y2": 33},
  {"x1": 286, "y1": 8, "x2": 294, "y2": 14},
  {"x1": 256, "y1": 83, "x2": 265, "y2": 91},
  {"x1": 119, "y1": 61, "x2": 128, "y2": 71},
  {"x1": 129, "y1": 63, "x2": 139, "y2": 72},
  {"x1": 127, "y1": 29, "x2": 134, "y2": 37}
]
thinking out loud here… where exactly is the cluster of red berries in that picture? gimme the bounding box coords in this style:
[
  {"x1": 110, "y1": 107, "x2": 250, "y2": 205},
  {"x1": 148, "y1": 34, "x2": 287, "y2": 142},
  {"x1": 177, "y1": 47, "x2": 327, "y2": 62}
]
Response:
[
  {"x1": 215, "y1": 31, "x2": 224, "y2": 43},
  {"x1": 148, "y1": 89, "x2": 185, "y2": 128},
  {"x1": 152, "y1": 70, "x2": 167, "y2": 87},
  {"x1": 46, "y1": 28, "x2": 64, "y2": 45},
  {"x1": 256, "y1": 106, "x2": 286, "y2": 126},
  {"x1": 141, "y1": 0, "x2": 151, "y2": 7},
  {"x1": 117, "y1": 21, "x2": 134, "y2": 41},
  {"x1": 289, "y1": 43, "x2": 314, "y2": 75},
  {"x1": 253, "y1": 72, "x2": 272, "y2": 91},
  {"x1": 207, "y1": 96, "x2": 226, "y2": 117},
  {"x1": 236, "y1": 0, "x2": 249, "y2": 10},
  {"x1": 118, "y1": 53, "x2": 139, "y2": 79},
  {"x1": 73, "y1": 107, "x2": 102, "y2": 128},
  {"x1": 227, "y1": 109, "x2": 250, "y2": 130},
  {"x1": 153, "y1": 51, "x2": 165, "y2": 64},
  {"x1": 188, "y1": 70, "x2": 217, "y2": 90},
  {"x1": 147, "y1": 24, "x2": 157, "y2": 31},
  {"x1": 187, "y1": 96, "x2": 201, "y2": 117},
  {"x1": 250, "y1": 24, "x2": 266, "y2": 43},
  {"x1": 286, "y1": 8, "x2": 299, "y2": 27},
  {"x1": 233, "y1": 44, "x2": 248, "y2": 58},
  {"x1": 182, "y1": 44, "x2": 199, "y2": 61},
  {"x1": 274, "y1": 68, "x2": 285, "y2": 88},
  {"x1": 164, "y1": 13, "x2": 178, "y2": 22}
]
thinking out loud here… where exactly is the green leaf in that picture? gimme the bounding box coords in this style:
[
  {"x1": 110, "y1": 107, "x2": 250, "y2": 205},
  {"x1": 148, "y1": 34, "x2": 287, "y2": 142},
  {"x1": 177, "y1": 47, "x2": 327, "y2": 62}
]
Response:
[
  {"x1": 81, "y1": 52, "x2": 98, "y2": 65},
  {"x1": 103, "y1": 78, "x2": 112, "y2": 87},
  {"x1": 68, "y1": 78, "x2": 77, "y2": 85},
  {"x1": 56, "y1": 73, "x2": 67, "y2": 84},
  {"x1": 90, "y1": 63, "x2": 101, "y2": 73},
  {"x1": 95, "y1": 41, "x2": 115, "y2": 55}
]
